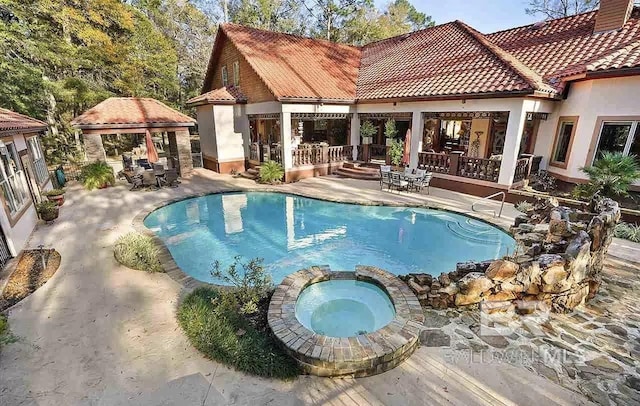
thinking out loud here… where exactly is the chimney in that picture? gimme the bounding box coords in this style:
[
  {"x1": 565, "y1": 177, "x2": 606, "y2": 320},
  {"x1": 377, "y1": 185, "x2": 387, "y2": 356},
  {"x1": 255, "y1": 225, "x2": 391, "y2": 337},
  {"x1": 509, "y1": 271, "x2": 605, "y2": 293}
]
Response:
[{"x1": 594, "y1": 0, "x2": 634, "y2": 33}]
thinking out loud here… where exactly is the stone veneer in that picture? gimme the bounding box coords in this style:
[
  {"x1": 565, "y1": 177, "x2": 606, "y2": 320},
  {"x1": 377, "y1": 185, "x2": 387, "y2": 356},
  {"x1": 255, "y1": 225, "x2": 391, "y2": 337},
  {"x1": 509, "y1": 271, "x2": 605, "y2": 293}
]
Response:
[
  {"x1": 268, "y1": 266, "x2": 424, "y2": 377},
  {"x1": 404, "y1": 197, "x2": 621, "y2": 313}
]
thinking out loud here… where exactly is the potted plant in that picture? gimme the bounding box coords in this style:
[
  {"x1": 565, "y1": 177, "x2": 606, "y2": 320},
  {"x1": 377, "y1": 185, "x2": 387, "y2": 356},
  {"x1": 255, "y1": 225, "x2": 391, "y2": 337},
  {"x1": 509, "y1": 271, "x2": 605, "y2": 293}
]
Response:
[
  {"x1": 384, "y1": 119, "x2": 398, "y2": 146},
  {"x1": 43, "y1": 188, "x2": 66, "y2": 206},
  {"x1": 80, "y1": 161, "x2": 116, "y2": 190},
  {"x1": 360, "y1": 120, "x2": 376, "y2": 145},
  {"x1": 37, "y1": 200, "x2": 59, "y2": 223}
]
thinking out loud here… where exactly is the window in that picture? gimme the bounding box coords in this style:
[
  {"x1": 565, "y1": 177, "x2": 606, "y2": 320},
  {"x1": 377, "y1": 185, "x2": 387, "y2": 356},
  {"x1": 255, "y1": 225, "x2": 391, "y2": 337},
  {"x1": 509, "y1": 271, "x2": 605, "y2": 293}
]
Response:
[
  {"x1": 0, "y1": 142, "x2": 29, "y2": 214},
  {"x1": 551, "y1": 117, "x2": 577, "y2": 167},
  {"x1": 26, "y1": 137, "x2": 48, "y2": 185},
  {"x1": 233, "y1": 61, "x2": 239, "y2": 86},
  {"x1": 221, "y1": 66, "x2": 228, "y2": 86},
  {"x1": 592, "y1": 121, "x2": 640, "y2": 163}
]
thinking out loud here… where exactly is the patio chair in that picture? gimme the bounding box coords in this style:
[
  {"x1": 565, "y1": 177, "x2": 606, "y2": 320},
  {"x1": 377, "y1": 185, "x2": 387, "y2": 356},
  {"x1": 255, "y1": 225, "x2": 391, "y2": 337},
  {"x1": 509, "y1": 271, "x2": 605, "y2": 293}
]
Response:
[
  {"x1": 413, "y1": 172, "x2": 433, "y2": 194},
  {"x1": 165, "y1": 168, "x2": 179, "y2": 187},
  {"x1": 404, "y1": 167, "x2": 414, "y2": 176},
  {"x1": 153, "y1": 163, "x2": 166, "y2": 187},
  {"x1": 390, "y1": 172, "x2": 409, "y2": 192},
  {"x1": 379, "y1": 165, "x2": 392, "y2": 188},
  {"x1": 381, "y1": 171, "x2": 393, "y2": 190}
]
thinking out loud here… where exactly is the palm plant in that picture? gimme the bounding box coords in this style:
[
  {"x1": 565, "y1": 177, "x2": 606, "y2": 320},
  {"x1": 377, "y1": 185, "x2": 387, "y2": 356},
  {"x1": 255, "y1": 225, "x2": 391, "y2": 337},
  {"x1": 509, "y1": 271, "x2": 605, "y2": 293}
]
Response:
[
  {"x1": 80, "y1": 161, "x2": 115, "y2": 190},
  {"x1": 258, "y1": 161, "x2": 284, "y2": 184},
  {"x1": 573, "y1": 152, "x2": 640, "y2": 200}
]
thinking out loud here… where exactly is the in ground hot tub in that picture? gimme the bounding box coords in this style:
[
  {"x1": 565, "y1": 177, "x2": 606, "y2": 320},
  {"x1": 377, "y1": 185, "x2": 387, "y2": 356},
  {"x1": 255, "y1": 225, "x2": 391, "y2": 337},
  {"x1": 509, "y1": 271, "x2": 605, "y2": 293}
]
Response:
[
  {"x1": 295, "y1": 280, "x2": 395, "y2": 338},
  {"x1": 268, "y1": 266, "x2": 424, "y2": 377}
]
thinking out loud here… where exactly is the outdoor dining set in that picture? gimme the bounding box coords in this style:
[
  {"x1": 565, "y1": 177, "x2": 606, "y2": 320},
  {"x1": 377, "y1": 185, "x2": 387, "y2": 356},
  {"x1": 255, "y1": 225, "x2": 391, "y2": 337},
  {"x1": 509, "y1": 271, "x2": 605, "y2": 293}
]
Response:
[
  {"x1": 380, "y1": 165, "x2": 433, "y2": 193},
  {"x1": 119, "y1": 156, "x2": 180, "y2": 191}
]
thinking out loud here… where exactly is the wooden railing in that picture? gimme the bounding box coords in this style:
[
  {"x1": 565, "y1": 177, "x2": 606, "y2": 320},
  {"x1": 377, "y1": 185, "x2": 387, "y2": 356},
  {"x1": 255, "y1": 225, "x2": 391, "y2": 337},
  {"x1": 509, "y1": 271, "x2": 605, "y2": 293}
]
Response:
[
  {"x1": 457, "y1": 157, "x2": 501, "y2": 182},
  {"x1": 370, "y1": 144, "x2": 386, "y2": 160},
  {"x1": 418, "y1": 152, "x2": 450, "y2": 174},
  {"x1": 513, "y1": 158, "x2": 530, "y2": 182},
  {"x1": 249, "y1": 143, "x2": 259, "y2": 161}
]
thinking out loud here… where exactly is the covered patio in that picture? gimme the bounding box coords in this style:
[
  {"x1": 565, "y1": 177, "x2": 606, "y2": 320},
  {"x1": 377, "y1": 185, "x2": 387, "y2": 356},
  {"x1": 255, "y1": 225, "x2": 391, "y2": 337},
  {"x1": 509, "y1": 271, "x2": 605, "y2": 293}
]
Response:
[{"x1": 71, "y1": 97, "x2": 196, "y2": 178}]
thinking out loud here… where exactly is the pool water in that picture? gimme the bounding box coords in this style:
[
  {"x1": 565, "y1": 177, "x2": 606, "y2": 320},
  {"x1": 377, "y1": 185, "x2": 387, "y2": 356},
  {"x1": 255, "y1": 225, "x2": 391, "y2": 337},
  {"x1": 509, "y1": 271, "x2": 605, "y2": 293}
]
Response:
[
  {"x1": 295, "y1": 280, "x2": 395, "y2": 337},
  {"x1": 143, "y1": 192, "x2": 515, "y2": 284}
]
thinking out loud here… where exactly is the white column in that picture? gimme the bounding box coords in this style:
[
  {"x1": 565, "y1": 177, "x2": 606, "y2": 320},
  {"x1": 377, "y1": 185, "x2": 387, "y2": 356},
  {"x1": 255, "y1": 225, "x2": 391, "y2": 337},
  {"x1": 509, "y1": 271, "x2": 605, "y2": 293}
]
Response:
[
  {"x1": 350, "y1": 113, "x2": 360, "y2": 161},
  {"x1": 410, "y1": 110, "x2": 423, "y2": 169},
  {"x1": 497, "y1": 101, "x2": 528, "y2": 186},
  {"x1": 280, "y1": 112, "x2": 293, "y2": 170}
]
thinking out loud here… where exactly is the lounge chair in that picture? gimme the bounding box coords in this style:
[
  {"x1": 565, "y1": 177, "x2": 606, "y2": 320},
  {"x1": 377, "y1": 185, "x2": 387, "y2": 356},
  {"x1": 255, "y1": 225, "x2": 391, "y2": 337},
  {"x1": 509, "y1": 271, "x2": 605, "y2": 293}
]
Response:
[{"x1": 391, "y1": 172, "x2": 409, "y2": 192}]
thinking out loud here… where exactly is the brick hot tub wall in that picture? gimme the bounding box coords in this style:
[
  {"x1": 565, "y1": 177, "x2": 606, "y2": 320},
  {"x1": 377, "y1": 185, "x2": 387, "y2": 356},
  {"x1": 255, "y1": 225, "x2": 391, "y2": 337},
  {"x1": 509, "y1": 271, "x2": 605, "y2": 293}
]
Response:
[{"x1": 402, "y1": 198, "x2": 621, "y2": 313}]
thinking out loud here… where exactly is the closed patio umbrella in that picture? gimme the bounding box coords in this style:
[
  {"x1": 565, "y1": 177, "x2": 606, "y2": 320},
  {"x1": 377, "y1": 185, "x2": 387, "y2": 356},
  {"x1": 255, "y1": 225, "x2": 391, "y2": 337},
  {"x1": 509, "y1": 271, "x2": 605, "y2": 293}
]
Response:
[
  {"x1": 145, "y1": 130, "x2": 159, "y2": 163},
  {"x1": 403, "y1": 128, "x2": 411, "y2": 165}
]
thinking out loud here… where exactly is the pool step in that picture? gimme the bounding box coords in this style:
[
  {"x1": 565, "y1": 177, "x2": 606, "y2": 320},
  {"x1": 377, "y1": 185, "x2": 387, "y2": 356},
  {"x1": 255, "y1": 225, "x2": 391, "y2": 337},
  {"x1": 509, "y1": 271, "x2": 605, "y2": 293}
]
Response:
[
  {"x1": 334, "y1": 165, "x2": 381, "y2": 180},
  {"x1": 239, "y1": 166, "x2": 260, "y2": 180},
  {"x1": 446, "y1": 222, "x2": 503, "y2": 244}
]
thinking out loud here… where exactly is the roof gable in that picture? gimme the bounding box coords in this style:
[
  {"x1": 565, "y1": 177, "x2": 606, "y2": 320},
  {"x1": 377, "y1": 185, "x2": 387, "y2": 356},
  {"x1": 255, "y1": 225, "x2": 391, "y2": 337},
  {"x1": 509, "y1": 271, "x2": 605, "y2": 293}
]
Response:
[
  {"x1": 71, "y1": 98, "x2": 195, "y2": 129},
  {"x1": 0, "y1": 108, "x2": 47, "y2": 134},
  {"x1": 357, "y1": 21, "x2": 555, "y2": 101},
  {"x1": 212, "y1": 24, "x2": 361, "y2": 101},
  {"x1": 187, "y1": 86, "x2": 247, "y2": 106}
]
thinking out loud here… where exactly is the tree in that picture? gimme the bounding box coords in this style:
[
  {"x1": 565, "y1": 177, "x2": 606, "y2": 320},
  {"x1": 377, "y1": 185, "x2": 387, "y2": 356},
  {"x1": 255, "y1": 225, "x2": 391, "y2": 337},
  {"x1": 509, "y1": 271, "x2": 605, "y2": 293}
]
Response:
[
  {"x1": 525, "y1": 0, "x2": 599, "y2": 19},
  {"x1": 230, "y1": 0, "x2": 306, "y2": 34}
]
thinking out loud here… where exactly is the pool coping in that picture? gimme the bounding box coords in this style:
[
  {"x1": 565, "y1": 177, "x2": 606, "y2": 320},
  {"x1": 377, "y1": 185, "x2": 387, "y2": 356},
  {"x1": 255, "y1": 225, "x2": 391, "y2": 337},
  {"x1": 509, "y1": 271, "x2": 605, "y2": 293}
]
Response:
[
  {"x1": 267, "y1": 266, "x2": 424, "y2": 377},
  {"x1": 131, "y1": 186, "x2": 514, "y2": 291}
]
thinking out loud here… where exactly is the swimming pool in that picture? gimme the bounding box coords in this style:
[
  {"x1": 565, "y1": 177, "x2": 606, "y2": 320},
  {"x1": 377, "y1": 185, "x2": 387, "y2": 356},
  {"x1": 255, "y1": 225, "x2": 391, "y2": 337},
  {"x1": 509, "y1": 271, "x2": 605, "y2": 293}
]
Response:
[{"x1": 143, "y1": 192, "x2": 515, "y2": 284}]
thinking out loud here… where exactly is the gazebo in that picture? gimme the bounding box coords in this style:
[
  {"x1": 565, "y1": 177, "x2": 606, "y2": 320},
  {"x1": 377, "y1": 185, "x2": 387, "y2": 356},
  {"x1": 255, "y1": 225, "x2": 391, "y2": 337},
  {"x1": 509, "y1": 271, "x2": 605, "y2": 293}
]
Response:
[{"x1": 71, "y1": 97, "x2": 196, "y2": 177}]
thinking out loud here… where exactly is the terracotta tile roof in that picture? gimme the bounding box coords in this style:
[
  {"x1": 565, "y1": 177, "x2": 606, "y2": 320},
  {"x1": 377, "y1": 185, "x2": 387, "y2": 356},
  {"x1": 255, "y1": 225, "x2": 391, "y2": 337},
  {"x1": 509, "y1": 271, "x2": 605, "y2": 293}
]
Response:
[
  {"x1": 357, "y1": 21, "x2": 556, "y2": 101},
  {"x1": 197, "y1": 7, "x2": 640, "y2": 103},
  {"x1": 0, "y1": 108, "x2": 47, "y2": 134},
  {"x1": 587, "y1": 40, "x2": 640, "y2": 71},
  {"x1": 487, "y1": 8, "x2": 640, "y2": 83},
  {"x1": 219, "y1": 23, "x2": 361, "y2": 101},
  {"x1": 71, "y1": 97, "x2": 195, "y2": 129},
  {"x1": 186, "y1": 86, "x2": 247, "y2": 106}
]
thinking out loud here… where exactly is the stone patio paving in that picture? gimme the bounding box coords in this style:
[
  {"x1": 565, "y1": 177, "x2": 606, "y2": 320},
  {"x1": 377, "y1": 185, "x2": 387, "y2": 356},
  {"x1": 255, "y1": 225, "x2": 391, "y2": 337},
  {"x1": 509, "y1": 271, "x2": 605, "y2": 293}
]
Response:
[{"x1": 1, "y1": 169, "x2": 637, "y2": 405}]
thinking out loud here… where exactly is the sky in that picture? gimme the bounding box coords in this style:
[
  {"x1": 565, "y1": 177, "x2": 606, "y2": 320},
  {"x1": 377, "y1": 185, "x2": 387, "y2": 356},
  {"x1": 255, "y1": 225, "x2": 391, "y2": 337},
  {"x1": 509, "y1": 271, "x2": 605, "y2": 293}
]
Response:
[{"x1": 394, "y1": 0, "x2": 542, "y2": 33}]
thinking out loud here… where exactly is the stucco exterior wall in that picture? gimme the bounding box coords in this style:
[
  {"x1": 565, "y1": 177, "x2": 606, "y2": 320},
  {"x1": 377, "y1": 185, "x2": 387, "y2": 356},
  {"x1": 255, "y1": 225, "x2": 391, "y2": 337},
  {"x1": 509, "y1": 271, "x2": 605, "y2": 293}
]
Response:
[
  {"x1": 0, "y1": 132, "x2": 50, "y2": 255},
  {"x1": 535, "y1": 76, "x2": 640, "y2": 182}
]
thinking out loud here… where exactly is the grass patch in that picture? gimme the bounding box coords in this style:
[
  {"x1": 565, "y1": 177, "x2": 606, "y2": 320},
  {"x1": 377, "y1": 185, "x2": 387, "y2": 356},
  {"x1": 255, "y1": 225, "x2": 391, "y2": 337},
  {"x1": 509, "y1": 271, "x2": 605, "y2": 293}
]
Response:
[
  {"x1": 177, "y1": 287, "x2": 300, "y2": 380},
  {"x1": 114, "y1": 232, "x2": 163, "y2": 273},
  {"x1": 0, "y1": 314, "x2": 16, "y2": 349}
]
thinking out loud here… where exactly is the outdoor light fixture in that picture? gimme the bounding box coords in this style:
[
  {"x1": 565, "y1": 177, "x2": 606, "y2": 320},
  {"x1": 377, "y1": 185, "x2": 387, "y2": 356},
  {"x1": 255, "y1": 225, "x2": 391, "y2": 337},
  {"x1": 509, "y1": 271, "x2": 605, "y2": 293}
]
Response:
[{"x1": 0, "y1": 141, "x2": 8, "y2": 156}]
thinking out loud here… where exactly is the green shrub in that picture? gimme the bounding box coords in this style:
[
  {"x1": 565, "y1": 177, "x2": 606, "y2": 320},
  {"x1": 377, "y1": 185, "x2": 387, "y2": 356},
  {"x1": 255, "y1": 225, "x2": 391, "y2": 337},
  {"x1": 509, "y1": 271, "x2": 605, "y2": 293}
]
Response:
[
  {"x1": 258, "y1": 161, "x2": 284, "y2": 184},
  {"x1": 614, "y1": 222, "x2": 640, "y2": 243},
  {"x1": 360, "y1": 120, "x2": 377, "y2": 138},
  {"x1": 114, "y1": 232, "x2": 163, "y2": 273},
  {"x1": 573, "y1": 152, "x2": 640, "y2": 200},
  {"x1": 80, "y1": 161, "x2": 115, "y2": 190},
  {"x1": 43, "y1": 188, "x2": 65, "y2": 197},
  {"x1": 211, "y1": 256, "x2": 273, "y2": 315},
  {"x1": 515, "y1": 201, "x2": 534, "y2": 213},
  {"x1": 177, "y1": 287, "x2": 300, "y2": 379},
  {"x1": 389, "y1": 139, "x2": 404, "y2": 166},
  {"x1": 0, "y1": 314, "x2": 15, "y2": 349}
]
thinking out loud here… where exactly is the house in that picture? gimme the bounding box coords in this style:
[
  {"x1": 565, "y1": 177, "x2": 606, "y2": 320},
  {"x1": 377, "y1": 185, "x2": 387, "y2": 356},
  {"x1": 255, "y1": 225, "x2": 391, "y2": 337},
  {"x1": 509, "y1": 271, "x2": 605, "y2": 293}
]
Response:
[
  {"x1": 189, "y1": 0, "x2": 640, "y2": 195},
  {"x1": 0, "y1": 108, "x2": 52, "y2": 264}
]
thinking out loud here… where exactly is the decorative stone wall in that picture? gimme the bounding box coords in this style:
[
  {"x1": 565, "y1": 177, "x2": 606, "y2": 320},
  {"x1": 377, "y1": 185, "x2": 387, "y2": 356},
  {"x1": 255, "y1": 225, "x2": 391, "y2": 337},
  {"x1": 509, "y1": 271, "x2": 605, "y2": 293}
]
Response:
[
  {"x1": 403, "y1": 198, "x2": 621, "y2": 313},
  {"x1": 268, "y1": 266, "x2": 424, "y2": 377}
]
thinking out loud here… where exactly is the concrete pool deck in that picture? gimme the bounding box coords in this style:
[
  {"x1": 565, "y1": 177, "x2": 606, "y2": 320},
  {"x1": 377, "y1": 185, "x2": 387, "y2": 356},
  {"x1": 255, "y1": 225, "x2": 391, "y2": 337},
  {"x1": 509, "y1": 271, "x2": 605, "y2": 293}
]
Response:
[{"x1": 0, "y1": 169, "x2": 626, "y2": 405}]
